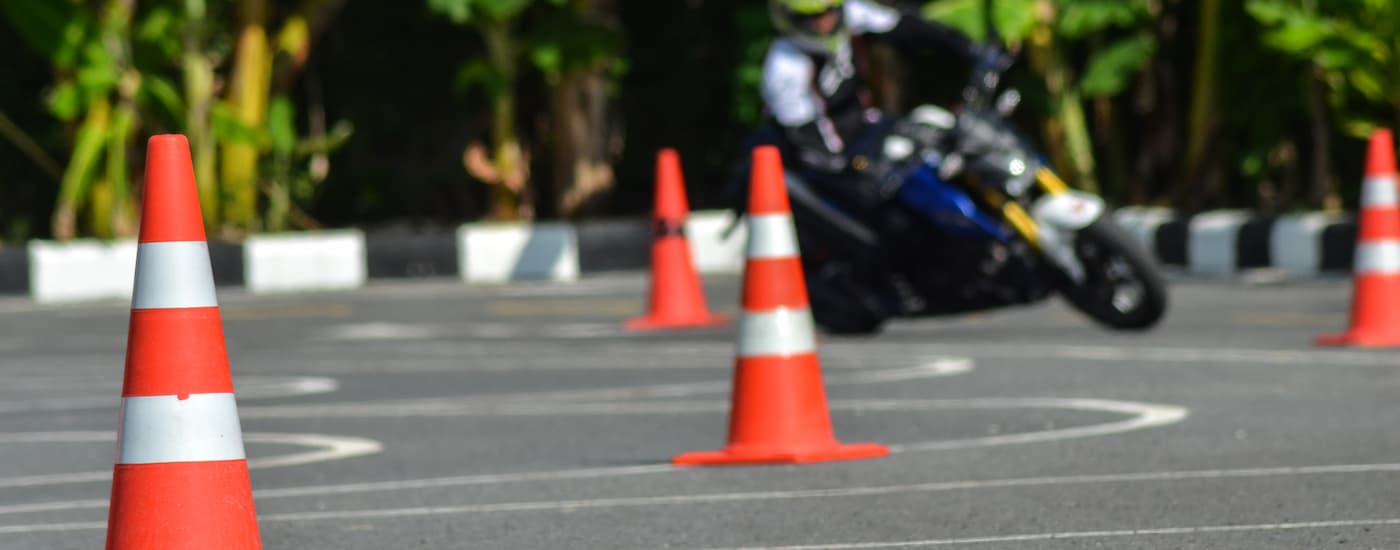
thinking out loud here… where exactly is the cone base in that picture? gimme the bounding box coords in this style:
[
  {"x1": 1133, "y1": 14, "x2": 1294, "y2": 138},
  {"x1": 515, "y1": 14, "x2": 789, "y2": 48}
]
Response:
[
  {"x1": 1316, "y1": 330, "x2": 1400, "y2": 348},
  {"x1": 672, "y1": 442, "x2": 888, "y2": 466},
  {"x1": 625, "y1": 313, "x2": 729, "y2": 331}
]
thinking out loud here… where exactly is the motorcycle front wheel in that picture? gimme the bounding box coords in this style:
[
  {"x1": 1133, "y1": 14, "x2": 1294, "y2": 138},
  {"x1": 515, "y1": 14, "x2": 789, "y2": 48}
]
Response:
[{"x1": 1056, "y1": 218, "x2": 1168, "y2": 330}]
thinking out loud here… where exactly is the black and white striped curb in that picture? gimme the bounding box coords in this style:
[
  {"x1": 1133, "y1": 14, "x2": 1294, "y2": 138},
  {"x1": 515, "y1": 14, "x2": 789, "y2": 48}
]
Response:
[
  {"x1": 0, "y1": 207, "x2": 1360, "y2": 304},
  {"x1": 1112, "y1": 207, "x2": 1356, "y2": 276},
  {"x1": 0, "y1": 212, "x2": 746, "y2": 304}
]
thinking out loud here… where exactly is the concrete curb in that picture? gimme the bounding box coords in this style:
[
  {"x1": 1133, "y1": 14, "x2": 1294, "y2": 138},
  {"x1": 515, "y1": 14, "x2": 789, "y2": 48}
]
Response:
[
  {"x1": 1111, "y1": 207, "x2": 1356, "y2": 277},
  {"x1": 0, "y1": 208, "x2": 1360, "y2": 304},
  {"x1": 0, "y1": 211, "x2": 744, "y2": 304}
]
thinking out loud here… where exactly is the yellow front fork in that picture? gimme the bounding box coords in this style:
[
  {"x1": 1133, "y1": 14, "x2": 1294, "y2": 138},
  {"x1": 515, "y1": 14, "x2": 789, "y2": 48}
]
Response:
[{"x1": 985, "y1": 168, "x2": 1071, "y2": 251}]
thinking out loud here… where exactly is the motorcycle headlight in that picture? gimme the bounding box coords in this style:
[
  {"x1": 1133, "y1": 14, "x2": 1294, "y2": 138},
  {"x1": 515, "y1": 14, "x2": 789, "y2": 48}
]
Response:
[{"x1": 1003, "y1": 159, "x2": 1035, "y2": 197}]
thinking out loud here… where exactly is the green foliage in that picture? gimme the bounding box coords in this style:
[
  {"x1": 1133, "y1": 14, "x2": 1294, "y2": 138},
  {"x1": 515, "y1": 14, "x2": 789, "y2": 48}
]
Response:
[
  {"x1": 923, "y1": 0, "x2": 1035, "y2": 43},
  {"x1": 426, "y1": 0, "x2": 543, "y2": 24},
  {"x1": 1247, "y1": 0, "x2": 1399, "y2": 135},
  {"x1": 5, "y1": 1, "x2": 1400, "y2": 239},
  {"x1": 1057, "y1": 0, "x2": 1151, "y2": 38},
  {"x1": 528, "y1": 7, "x2": 622, "y2": 85},
  {"x1": 925, "y1": 0, "x2": 1155, "y2": 97},
  {"x1": 1080, "y1": 33, "x2": 1156, "y2": 97},
  {"x1": 733, "y1": 3, "x2": 775, "y2": 126}
]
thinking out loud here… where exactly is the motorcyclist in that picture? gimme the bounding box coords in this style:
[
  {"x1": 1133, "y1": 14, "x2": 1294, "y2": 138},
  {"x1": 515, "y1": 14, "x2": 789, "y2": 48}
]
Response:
[{"x1": 762, "y1": 0, "x2": 982, "y2": 219}]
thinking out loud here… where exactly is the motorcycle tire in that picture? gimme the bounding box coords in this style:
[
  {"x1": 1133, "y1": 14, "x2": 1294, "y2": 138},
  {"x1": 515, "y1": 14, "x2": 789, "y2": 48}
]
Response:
[
  {"x1": 1057, "y1": 218, "x2": 1168, "y2": 330},
  {"x1": 806, "y1": 264, "x2": 890, "y2": 335}
]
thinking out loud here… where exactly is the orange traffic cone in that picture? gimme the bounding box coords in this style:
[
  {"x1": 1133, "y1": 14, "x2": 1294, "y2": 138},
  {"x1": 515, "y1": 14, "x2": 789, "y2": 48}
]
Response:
[
  {"x1": 626, "y1": 149, "x2": 728, "y2": 330},
  {"x1": 673, "y1": 146, "x2": 888, "y2": 466},
  {"x1": 106, "y1": 135, "x2": 261, "y2": 549},
  {"x1": 1318, "y1": 129, "x2": 1400, "y2": 347}
]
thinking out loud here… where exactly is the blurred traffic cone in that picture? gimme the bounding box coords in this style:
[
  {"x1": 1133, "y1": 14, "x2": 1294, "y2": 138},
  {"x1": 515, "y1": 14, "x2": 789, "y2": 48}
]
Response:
[
  {"x1": 626, "y1": 149, "x2": 728, "y2": 330},
  {"x1": 673, "y1": 146, "x2": 888, "y2": 466},
  {"x1": 106, "y1": 135, "x2": 261, "y2": 549},
  {"x1": 1318, "y1": 129, "x2": 1400, "y2": 347}
]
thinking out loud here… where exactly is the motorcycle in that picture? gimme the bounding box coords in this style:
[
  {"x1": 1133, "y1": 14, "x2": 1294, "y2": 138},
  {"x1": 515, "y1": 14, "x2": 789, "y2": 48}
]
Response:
[{"x1": 728, "y1": 39, "x2": 1168, "y2": 335}]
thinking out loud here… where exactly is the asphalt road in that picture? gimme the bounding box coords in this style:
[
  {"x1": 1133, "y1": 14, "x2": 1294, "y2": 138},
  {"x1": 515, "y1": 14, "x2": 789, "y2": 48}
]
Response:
[{"x1": 3, "y1": 273, "x2": 1400, "y2": 549}]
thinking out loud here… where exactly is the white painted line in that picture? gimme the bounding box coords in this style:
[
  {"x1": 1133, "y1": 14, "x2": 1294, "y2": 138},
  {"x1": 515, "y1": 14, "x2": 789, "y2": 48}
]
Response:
[
  {"x1": 131, "y1": 241, "x2": 218, "y2": 309},
  {"x1": 8, "y1": 516, "x2": 1377, "y2": 539},
  {"x1": 686, "y1": 210, "x2": 747, "y2": 274},
  {"x1": 704, "y1": 518, "x2": 1400, "y2": 549},
  {"x1": 883, "y1": 398, "x2": 1186, "y2": 452},
  {"x1": 0, "y1": 377, "x2": 117, "y2": 391},
  {"x1": 17, "y1": 454, "x2": 1400, "y2": 530},
  {"x1": 459, "y1": 222, "x2": 579, "y2": 283},
  {"x1": 738, "y1": 307, "x2": 817, "y2": 357},
  {"x1": 0, "y1": 431, "x2": 380, "y2": 489},
  {"x1": 245, "y1": 230, "x2": 367, "y2": 293},
  {"x1": 0, "y1": 397, "x2": 112, "y2": 414},
  {"x1": 117, "y1": 393, "x2": 247, "y2": 464},
  {"x1": 233, "y1": 376, "x2": 340, "y2": 400},
  {"x1": 1188, "y1": 210, "x2": 1250, "y2": 276},
  {"x1": 238, "y1": 398, "x2": 1181, "y2": 431},
  {"x1": 827, "y1": 359, "x2": 973, "y2": 383},
  {"x1": 239, "y1": 360, "x2": 972, "y2": 419},
  {"x1": 319, "y1": 322, "x2": 442, "y2": 341},
  {"x1": 923, "y1": 342, "x2": 1400, "y2": 367},
  {"x1": 255, "y1": 464, "x2": 675, "y2": 499},
  {"x1": 0, "y1": 521, "x2": 107, "y2": 535},
  {"x1": 243, "y1": 433, "x2": 383, "y2": 469},
  {"x1": 0, "y1": 464, "x2": 676, "y2": 517},
  {"x1": 550, "y1": 323, "x2": 626, "y2": 339},
  {"x1": 27, "y1": 239, "x2": 138, "y2": 304},
  {"x1": 0, "y1": 471, "x2": 110, "y2": 489},
  {"x1": 0, "y1": 431, "x2": 115, "y2": 443},
  {"x1": 0, "y1": 377, "x2": 336, "y2": 414},
  {"x1": 1355, "y1": 241, "x2": 1400, "y2": 274},
  {"x1": 746, "y1": 213, "x2": 800, "y2": 259},
  {"x1": 7, "y1": 461, "x2": 1381, "y2": 528},
  {"x1": 1361, "y1": 176, "x2": 1399, "y2": 207},
  {"x1": 0, "y1": 499, "x2": 107, "y2": 516}
]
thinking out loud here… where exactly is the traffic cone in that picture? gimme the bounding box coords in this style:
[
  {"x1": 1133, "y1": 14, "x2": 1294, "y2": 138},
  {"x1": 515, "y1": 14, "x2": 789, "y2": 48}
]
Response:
[
  {"x1": 625, "y1": 149, "x2": 728, "y2": 330},
  {"x1": 1318, "y1": 129, "x2": 1400, "y2": 347},
  {"x1": 673, "y1": 146, "x2": 888, "y2": 466},
  {"x1": 106, "y1": 135, "x2": 261, "y2": 549}
]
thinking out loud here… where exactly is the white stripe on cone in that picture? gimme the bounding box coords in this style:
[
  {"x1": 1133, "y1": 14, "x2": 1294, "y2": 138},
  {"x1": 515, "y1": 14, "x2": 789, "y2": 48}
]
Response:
[
  {"x1": 1355, "y1": 241, "x2": 1400, "y2": 275},
  {"x1": 738, "y1": 307, "x2": 818, "y2": 357},
  {"x1": 746, "y1": 214, "x2": 801, "y2": 260},
  {"x1": 1361, "y1": 176, "x2": 1400, "y2": 207},
  {"x1": 131, "y1": 241, "x2": 218, "y2": 310},
  {"x1": 117, "y1": 393, "x2": 247, "y2": 464}
]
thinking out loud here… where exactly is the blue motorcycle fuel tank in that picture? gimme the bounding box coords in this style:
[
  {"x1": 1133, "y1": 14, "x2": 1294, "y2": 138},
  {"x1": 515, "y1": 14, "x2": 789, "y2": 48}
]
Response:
[{"x1": 896, "y1": 164, "x2": 1014, "y2": 242}]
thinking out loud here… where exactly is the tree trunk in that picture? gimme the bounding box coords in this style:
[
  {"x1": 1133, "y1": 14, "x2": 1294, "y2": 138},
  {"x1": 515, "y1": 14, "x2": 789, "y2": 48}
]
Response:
[
  {"x1": 1304, "y1": 67, "x2": 1336, "y2": 211},
  {"x1": 103, "y1": 0, "x2": 138, "y2": 239},
  {"x1": 1094, "y1": 96, "x2": 1130, "y2": 204},
  {"x1": 481, "y1": 22, "x2": 529, "y2": 221},
  {"x1": 1027, "y1": 0, "x2": 1100, "y2": 193},
  {"x1": 1133, "y1": 0, "x2": 1183, "y2": 205},
  {"x1": 185, "y1": 51, "x2": 218, "y2": 226},
  {"x1": 183, "y1": 0, "x2": 218, "y2": 229},
  {"x1": 221, "y1": 0, "x2": 270, "y2": 235},
  {"x1": 1177, "y1": 0, "x2": 1222, "y2": 211},
  {"x1": 54, "y1": 98, "x2": 110, "y2": 241},
  {"x1": 552, "y1": 69, "x2": 617, "y2": 219}
]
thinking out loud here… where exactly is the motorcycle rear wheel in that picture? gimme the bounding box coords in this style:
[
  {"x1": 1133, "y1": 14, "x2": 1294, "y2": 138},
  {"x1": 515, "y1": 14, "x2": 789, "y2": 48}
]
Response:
[
  {"x1": 1057, "y1": 218, "x2": 1168, "y2": 330},
  {"x1": 807, "y1": 263, "x2": 890, "y2": 335}
]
